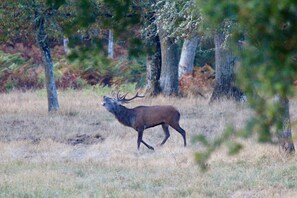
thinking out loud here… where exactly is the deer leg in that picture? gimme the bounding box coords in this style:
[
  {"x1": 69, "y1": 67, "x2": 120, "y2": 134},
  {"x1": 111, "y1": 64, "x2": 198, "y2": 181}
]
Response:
[
  {"x1": 160, "y1": 124, "x2": 170, "y2": 145},
  {"x1": 137, "y1": 129, "x2": 154, "y2": 150},
  {"x1": 141, "y1": 140, "x2": 154, "y2": 150},
  {"x1": 137, "y1": 130, "x2": 143, "y2": 150},
  {"x1": 170, "y1": 123, "x2": 187, "y2": 147}
]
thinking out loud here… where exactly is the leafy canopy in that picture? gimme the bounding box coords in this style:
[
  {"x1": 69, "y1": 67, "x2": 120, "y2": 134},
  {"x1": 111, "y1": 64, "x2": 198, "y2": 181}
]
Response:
[{"x1": 195, "y1": 0, "x2": 297, "y2": 168}]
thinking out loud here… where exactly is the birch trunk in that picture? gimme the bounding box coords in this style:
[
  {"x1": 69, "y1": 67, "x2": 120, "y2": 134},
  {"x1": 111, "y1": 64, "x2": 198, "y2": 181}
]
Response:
[
  {"x1": 178, "y1": 35, "x2": 199, "y2": 79},
  {"x1": 63, "y1": 37, "x2": 69, "y2": 54},
  {"x1": 108, "y1": 29, "x2": 114, "y2": 58}
]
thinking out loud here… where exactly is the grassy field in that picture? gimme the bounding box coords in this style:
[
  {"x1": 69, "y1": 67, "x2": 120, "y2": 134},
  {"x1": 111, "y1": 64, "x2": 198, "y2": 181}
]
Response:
[{"x1": 1, "y1": 90, "x2": 297, "y2": 197}]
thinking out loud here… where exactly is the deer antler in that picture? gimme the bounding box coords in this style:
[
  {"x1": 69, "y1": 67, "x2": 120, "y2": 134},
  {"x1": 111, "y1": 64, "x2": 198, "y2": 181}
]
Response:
[
  {"x1": 116, "y1": 91, "x2": 144, "y2": 103},
  {"x1": 116, "y1": 91, "x2": 128, "y2": 101}
]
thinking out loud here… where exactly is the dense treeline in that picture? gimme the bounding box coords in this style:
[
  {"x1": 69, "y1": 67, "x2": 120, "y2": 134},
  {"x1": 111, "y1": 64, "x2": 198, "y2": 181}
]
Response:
[{"x1": 0, "y1": 0, "x2": 214, "y2": 94}]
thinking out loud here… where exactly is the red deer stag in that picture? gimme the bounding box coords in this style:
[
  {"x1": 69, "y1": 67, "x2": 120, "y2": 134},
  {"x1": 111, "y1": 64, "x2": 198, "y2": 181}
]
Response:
[{"x1": 101, "y1": 92, "x2": 187, "y2": 150}]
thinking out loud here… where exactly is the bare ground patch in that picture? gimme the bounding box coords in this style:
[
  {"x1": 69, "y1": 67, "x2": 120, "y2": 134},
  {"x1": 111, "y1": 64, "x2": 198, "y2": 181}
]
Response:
[{"x1": 65, "y1": 133, "x2": 105, "y2": 145}]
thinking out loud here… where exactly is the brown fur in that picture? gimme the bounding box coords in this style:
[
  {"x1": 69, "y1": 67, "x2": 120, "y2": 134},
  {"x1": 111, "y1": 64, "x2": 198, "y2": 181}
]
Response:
[{"x1": 102, "y1": 96, "x2": 186, "y2": 150}]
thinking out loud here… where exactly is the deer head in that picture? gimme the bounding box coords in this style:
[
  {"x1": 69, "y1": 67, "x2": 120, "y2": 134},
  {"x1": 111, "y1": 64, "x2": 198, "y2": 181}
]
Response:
[{"x1": 102, "y1": 92, "x2": 144, "y2": 113}]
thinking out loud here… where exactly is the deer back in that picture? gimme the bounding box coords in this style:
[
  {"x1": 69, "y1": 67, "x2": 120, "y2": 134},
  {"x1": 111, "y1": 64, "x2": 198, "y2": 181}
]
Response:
[{"x1": 132, "y1": 105, "x2": 180, "y2": 129}]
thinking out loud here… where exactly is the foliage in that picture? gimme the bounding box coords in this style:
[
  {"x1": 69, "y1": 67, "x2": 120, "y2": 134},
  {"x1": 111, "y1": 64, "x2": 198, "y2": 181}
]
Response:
[
  {"x1": 142, "y1": 0, "x2": 202, "y2": 42},
  {"x1": 0, "y1": 1, "x2": 34, "y2": 43},
  {"x1": 68, "y1": 47, "x2": 146, "y2": 87},
  {"x1": 0, "y1": 50, "x2": 43, "y2": 92},
  {"x1": 119, "y1": 56, "x2": 146, "y2": 86},
  {"x1": 53, "y1": 59, "x2": 88, "y2": 89},
  {"x1": 0, "y1": 0, "x2": 146, "y2": 91},
  {"x1": 0, "y1": 0, "x2": 70, "y2": 44},
  {"x1": 55, "y1": 0, "x2": 143, "y2": 57},
  {"x1": 0, "y1": 47, "x2": 145, "y2": 92},
  {"x1": 195, "y1": 0, "x2": 297, "y2": 167},
  {"x1": 0, "y1": 51, "x2": 24, "y2": 91},
  {"x1": 1, "y1": 0, "x2": 202, "y2": 93},
  {"x1": 0, "y1": 51, "x2": 26, "y2": 71},
  {"x1": 195, "y1": 36, "x2": 215, "y2": 67},
  {"x1": 179, "y1": 64, "x2": 215, "y2": 97}
]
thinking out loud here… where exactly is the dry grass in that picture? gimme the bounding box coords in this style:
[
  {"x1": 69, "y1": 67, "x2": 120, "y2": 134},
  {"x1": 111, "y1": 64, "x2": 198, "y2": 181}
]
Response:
[{"x1": 1, "y1": 90, "x2": 297, "y2": 197}]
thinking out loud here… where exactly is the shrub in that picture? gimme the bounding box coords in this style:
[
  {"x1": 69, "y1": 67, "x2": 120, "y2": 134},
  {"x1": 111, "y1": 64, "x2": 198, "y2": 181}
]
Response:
[
  {"x1": 0, "y1": 50, "x2": 43, "y2": 92},
  {"x1": 179, "y1": 64, "x2": 215, "y2": 97}
]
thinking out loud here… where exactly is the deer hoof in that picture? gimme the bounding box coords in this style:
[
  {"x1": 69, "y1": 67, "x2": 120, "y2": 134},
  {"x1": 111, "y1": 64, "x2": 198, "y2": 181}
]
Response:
[{"x1": 149, "y1": 146, "x2": 154, "y2": 150}]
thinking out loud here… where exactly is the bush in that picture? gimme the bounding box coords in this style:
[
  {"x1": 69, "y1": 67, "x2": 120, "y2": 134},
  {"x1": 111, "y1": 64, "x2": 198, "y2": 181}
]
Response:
[
  {"x1": 179, "y1": 64, "x2": 215, "y2": 97},
  {"x1": 0, "y1": 44, "x2": 147, "y2": 92},
  {"x1": 68, "y1": 48, "x2": 146, "y2": 88},
  {"x1": 0, "y1": 50, "x2": 43, "y2": 92},
  {"x1": 195, "y1": 36, "x2": 215, "y2": 67}
]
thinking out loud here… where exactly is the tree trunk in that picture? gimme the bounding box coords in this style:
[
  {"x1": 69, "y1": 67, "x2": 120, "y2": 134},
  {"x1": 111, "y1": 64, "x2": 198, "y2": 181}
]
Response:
[
  {"x1": 210, "y1": 31, "x2": 244, "y2": 102},
  {"x1": 145, "y1": 35, "x2": 161, "y2": 96},
  {"x1": 277, "y1": 96, "x2": 295, "y2": 154},
  {"x1": 35, "y1": 12, "x2": 59, "y2": 112},
  {"x1": 158, "y1": 24, "x2": 179, "y2": 96},
  {"x1": 108, "y1": 29, "x2": 114, "y2": 58},
  {"x1": 63, "y1": 37, "x2": 69, "y2": 54},
  {"x1": 178, "y1": 34, "x2": 199, "y2": 79}
]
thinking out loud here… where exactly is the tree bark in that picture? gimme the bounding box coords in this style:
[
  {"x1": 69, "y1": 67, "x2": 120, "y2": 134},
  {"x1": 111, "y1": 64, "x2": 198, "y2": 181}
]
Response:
[
  {"x1": 178, "y1": 34, "x2": 199, "y2": 79},
  {"x1": 277, "y1": 96, "x2": 295, "y2": 154},
  {"x1": 35, "y1": 12, "x2": 59, "y2": 112},
  {"x1": 145, "y1": 35, "x2": 161, "y2": 96},
  {"x1": 210, "y1": 31, "x2": 244, "y2": 102},
  {"x1": 108, "y1": 29, "x2": 114, "y2": 58},
  {"x1": 158, "y1": 24, "x2": 179, "y2": 96},
  {"x1": 63, "y1": 37, "x2": 69, "y2": 54}
]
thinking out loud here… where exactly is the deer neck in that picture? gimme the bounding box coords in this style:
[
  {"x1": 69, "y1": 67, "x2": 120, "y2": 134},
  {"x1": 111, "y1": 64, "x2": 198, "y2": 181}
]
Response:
[{"x1": 113, "y1": 105, "x2": 135, "y2": 127}]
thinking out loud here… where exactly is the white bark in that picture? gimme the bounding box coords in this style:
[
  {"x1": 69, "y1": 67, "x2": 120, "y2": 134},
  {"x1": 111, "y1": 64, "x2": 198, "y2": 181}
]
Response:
[
  {"x1": 63, "y1": 37, "x2": 69, "y2": 54},
  {"x1": 178, "y1": 35, "x2": 199, "y2": 79},
  {"x1": 108, "y1": 29, "x2": 114, "y2": 58}
]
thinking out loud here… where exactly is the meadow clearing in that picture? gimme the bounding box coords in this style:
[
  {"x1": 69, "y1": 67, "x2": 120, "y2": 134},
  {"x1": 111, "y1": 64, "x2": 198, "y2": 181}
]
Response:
[{"x1": 1, "y1": 90, "x2": 297, "y2": 197}]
